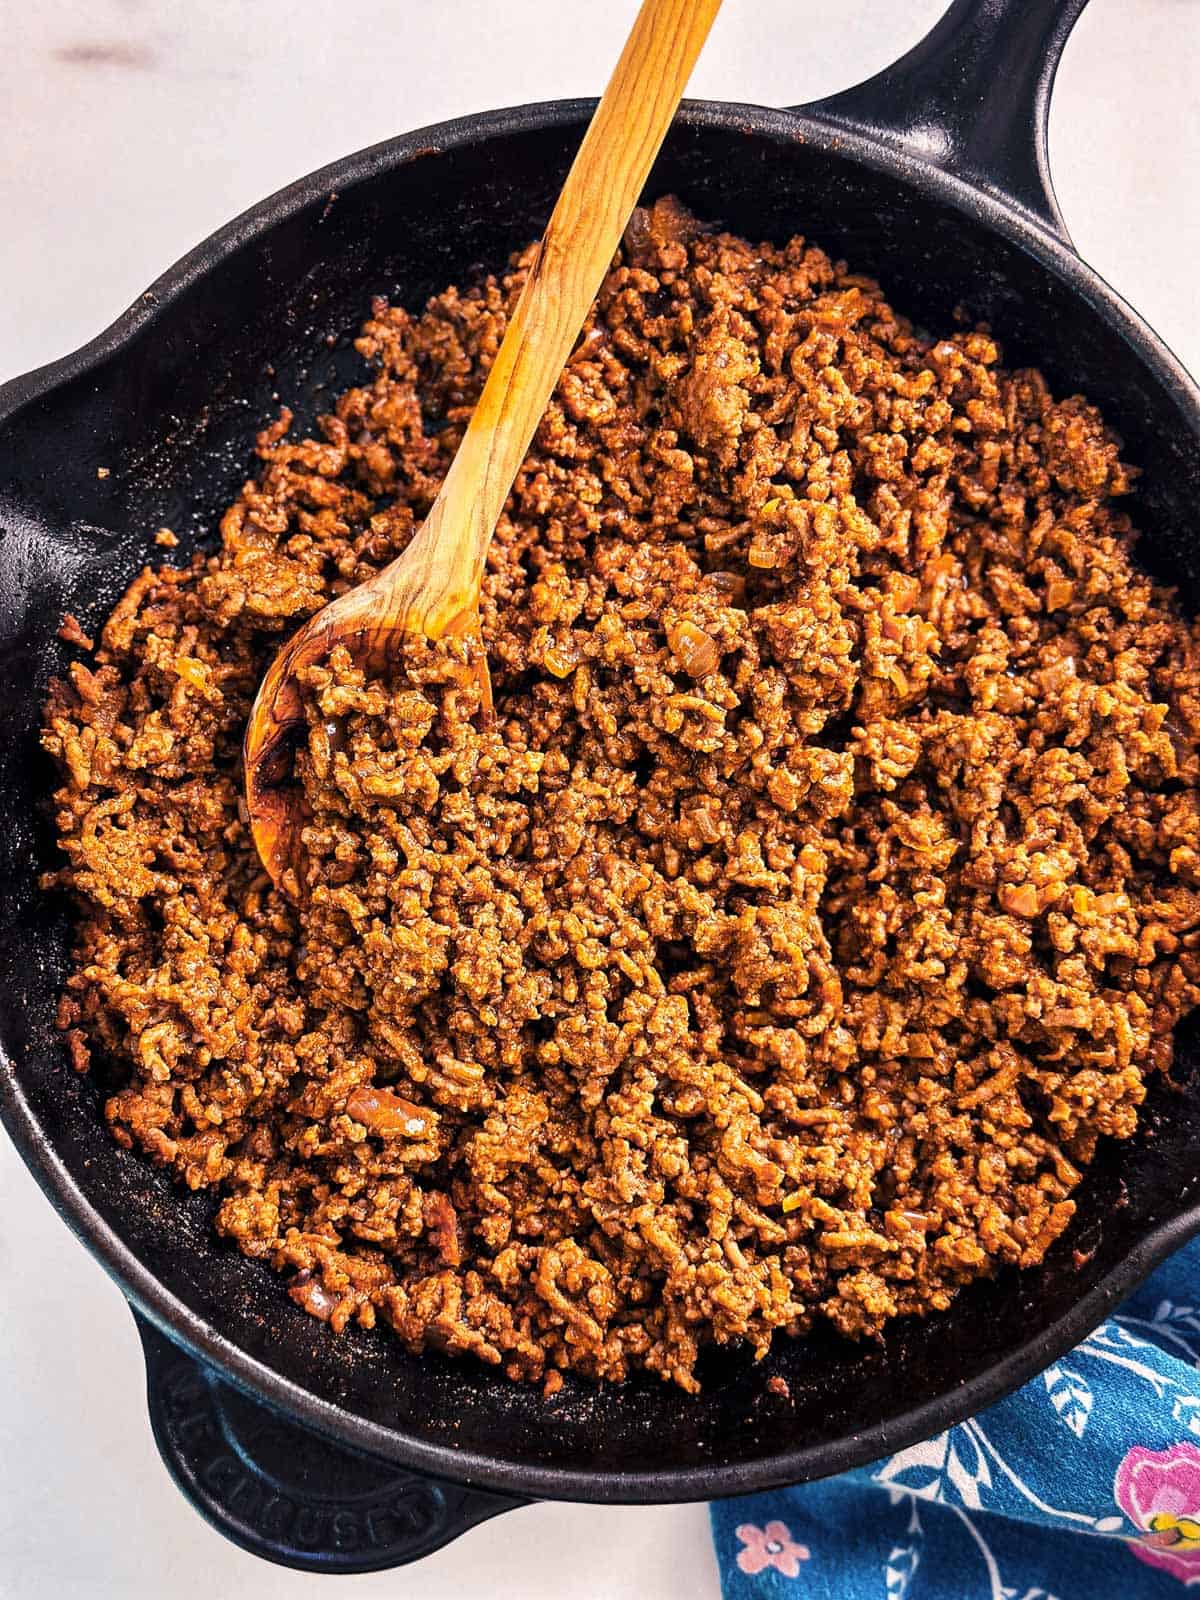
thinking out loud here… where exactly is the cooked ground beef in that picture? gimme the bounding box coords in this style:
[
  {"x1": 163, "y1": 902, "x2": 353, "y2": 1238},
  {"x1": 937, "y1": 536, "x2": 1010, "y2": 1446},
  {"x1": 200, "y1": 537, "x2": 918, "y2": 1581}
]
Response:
[{"x1": 43, "y1": 198, "x2": 1200, "y2": 1392}]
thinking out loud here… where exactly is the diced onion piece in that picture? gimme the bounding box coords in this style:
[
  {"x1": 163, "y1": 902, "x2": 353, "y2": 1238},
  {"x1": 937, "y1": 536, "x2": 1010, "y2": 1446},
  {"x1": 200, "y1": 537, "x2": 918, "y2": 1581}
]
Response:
[
  {"x1": 346, "y1": 1085, "x2": 437, "y2": 1138},
  {"x1": 666, "y1": 620, "x2": 721, "y2": 678}
]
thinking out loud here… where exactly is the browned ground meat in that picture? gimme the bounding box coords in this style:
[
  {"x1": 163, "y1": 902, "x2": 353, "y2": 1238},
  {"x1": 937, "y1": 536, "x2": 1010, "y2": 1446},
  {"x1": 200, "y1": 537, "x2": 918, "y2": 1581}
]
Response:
[{"x1": 42, "y1": 198, "x2": 1200, "y2": 1392}]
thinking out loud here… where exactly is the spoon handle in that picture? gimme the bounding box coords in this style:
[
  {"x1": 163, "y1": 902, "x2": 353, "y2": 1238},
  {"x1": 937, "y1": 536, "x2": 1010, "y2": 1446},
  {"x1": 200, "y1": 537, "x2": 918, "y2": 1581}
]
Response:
[{"x1": 400, "y1": 0, "x2": 724, "y2": 632}]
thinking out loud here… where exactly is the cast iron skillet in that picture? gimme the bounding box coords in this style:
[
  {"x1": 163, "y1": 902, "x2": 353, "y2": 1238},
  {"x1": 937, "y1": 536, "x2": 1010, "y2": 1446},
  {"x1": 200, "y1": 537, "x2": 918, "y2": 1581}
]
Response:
[{"x1": 3, "y1": 0, "x2": 1200, "y2": 1575}]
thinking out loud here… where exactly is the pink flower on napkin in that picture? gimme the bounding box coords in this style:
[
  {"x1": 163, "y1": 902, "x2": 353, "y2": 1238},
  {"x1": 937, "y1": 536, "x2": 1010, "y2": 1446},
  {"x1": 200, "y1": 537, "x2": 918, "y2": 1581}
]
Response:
[
  {"x1": 735, "y1": 1519, "x2": 811, "y2": 1578},
  {"x1": 1116, "y1": 1443, "x2": 1200, "y2": 1583}
]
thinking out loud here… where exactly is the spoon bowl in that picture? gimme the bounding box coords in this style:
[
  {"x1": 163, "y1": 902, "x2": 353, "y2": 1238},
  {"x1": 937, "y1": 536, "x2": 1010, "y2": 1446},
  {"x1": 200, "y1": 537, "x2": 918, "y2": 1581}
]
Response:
[{"x1": 243, "y1": 503, "x2": 492, "y2": 890}]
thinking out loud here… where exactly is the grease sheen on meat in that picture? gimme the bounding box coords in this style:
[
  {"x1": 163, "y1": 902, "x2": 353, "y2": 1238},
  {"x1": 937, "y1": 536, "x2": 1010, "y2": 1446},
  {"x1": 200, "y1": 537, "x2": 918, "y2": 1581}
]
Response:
[{"x1": 43, "y1": 200, "x2": 1200, "y2": 1391}]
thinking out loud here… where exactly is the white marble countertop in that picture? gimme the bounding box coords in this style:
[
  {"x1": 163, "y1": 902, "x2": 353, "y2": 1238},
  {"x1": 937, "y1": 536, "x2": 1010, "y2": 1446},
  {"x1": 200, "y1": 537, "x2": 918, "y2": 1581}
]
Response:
[{"x1": 1, "y1": 2, "x2": 1197, "y2": 1595}]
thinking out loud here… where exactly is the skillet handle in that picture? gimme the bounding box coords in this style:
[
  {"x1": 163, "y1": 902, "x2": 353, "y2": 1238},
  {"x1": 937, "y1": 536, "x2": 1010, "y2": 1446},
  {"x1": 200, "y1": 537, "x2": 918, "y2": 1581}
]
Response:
[
  {"x1": 132, "y1": 1310, "x2": 525, "y2": 1574},
  {"x1": 798, "y1": 0, "x2": 1090, "y2": 245}
]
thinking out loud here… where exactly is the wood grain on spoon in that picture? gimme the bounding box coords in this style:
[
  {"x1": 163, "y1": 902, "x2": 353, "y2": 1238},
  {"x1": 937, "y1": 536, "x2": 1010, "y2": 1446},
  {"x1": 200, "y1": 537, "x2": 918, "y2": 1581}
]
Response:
[{"x1": 243, "y1": 0, "x2": 723, "y2": 892}]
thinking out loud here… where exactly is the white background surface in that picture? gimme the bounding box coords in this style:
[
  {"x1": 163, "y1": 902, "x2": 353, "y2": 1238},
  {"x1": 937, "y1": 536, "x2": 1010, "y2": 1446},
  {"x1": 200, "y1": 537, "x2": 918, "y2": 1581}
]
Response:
[{"x1": 1, "y1": 2, "x2": 1197, "y2": 1596}]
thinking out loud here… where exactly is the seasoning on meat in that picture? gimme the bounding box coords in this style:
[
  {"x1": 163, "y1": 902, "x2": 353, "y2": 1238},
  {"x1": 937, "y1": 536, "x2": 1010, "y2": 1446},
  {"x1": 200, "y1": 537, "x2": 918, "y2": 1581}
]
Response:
[{"x1": 42, "y1": 198, "x2": 1200, "y2": 1392}]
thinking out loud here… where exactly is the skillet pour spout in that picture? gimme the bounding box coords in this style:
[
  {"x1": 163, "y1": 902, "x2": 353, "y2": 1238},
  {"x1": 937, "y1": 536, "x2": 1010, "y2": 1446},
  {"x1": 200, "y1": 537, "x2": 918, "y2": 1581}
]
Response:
[{"x1": 4, "y1": 0, "x2": 1200, "y2": 1573}]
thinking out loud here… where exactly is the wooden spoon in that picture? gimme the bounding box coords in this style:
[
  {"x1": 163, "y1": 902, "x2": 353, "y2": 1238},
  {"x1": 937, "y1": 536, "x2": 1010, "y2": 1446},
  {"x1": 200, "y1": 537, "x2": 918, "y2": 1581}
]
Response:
[{"x1": 243, "y1": 0, "x2": 723, "y2": 892}]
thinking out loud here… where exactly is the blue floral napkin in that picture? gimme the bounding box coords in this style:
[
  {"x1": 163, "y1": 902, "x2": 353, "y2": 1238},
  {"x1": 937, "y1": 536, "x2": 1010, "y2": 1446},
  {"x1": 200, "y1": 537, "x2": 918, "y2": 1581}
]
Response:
[{"x1": 711, "y1": 1236, "x2": 1200, "y2": 1597}]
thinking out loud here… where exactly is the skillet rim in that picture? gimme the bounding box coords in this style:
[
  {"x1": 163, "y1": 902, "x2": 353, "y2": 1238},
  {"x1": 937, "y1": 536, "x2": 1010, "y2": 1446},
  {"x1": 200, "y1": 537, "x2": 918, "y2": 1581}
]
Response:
[{"x1": 3, "y1": 95, "x2": 1200, "y2": 1503}]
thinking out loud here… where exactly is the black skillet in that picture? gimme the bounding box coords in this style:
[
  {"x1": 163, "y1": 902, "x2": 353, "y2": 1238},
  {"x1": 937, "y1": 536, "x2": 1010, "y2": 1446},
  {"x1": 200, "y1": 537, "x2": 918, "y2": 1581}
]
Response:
[{"x1": 3, "y1": 0, "x2": 1200, "y2": 1575}]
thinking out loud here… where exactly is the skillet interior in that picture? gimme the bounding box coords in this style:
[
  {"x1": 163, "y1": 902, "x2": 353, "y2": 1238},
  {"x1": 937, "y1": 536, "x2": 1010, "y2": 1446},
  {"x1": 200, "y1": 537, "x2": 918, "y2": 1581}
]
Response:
[{"x1": 4, "y1": 105, "x2": 1200, "y2": 1498}]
